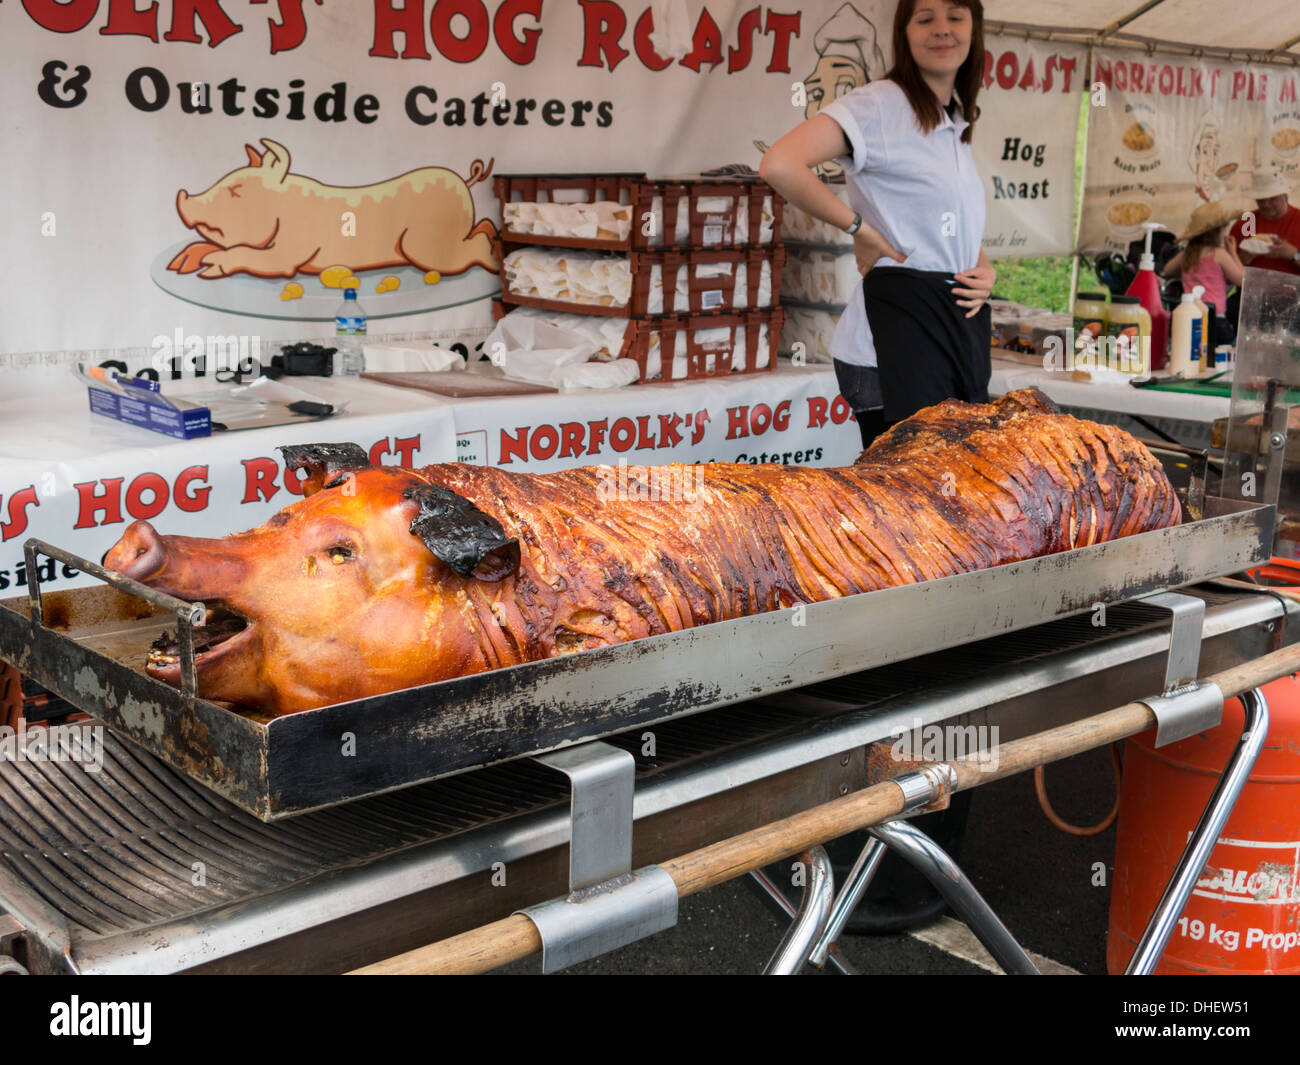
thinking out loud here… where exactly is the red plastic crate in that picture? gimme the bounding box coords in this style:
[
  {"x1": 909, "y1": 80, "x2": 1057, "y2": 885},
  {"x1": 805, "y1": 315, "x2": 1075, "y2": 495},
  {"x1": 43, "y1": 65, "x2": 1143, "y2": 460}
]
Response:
[{"x1": 623, "y1": 308, "x2": 784, "y2": 383}]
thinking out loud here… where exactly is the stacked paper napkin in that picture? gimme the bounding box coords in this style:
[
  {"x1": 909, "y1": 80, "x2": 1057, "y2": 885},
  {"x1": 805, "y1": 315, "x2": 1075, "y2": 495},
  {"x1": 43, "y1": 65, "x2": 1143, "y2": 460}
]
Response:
[
  {"x1": 780, "y1": 306, "x2": 838, "y2": 363},
  {"x1": 503, "y1": 200, "x2": 634, "y2": 241},
  {"x1": 782, "y1": 248, "x2": 860, "y2": 306},
  {"x1": 504, "y1": 248, "x2": 633, "y2": 307}
]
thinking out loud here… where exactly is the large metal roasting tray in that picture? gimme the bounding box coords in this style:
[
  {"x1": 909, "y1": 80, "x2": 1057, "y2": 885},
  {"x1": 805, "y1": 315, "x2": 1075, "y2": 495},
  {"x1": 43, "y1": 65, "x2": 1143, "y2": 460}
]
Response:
[{"x1": 0, "y1": 498, "x2": 1273, "y2": 820}]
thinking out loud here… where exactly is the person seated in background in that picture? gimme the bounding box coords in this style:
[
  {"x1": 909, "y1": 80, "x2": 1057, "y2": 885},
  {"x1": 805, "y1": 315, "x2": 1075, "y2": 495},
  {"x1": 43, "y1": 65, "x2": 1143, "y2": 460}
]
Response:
[
  {"x1": 1229, "y1": 165, "x2": 1300, "y2": 277},
  {"x1": 1163, "y1": 201, "x2": 1243, "y2": 344}
]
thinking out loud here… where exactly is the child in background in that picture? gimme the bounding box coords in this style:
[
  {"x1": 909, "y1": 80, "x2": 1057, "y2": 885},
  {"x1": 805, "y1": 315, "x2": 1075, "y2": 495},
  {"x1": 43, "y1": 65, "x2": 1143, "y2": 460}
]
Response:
[{"x1": 1163, "y1": 201, "x2": 1244, "y2": 344}]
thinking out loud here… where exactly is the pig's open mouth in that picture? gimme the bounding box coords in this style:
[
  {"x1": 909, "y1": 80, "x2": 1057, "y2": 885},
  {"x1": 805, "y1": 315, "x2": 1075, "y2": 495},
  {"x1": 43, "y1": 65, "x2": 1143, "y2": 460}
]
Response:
[{"x1": 147, "y1": 603, "x2": 252, "y2": 678}]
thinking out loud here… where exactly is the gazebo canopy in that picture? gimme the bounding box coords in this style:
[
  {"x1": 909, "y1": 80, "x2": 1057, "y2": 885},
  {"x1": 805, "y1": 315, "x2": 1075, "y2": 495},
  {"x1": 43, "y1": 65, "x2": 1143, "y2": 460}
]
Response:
[{"x1": 985, "y1": 0, "x2": 1300, "y2": 62}]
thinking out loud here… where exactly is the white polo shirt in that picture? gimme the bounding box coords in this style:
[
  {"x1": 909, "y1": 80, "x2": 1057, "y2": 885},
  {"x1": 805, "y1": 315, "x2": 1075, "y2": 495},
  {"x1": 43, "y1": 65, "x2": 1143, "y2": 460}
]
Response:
[{"x1": 818, "y1": 79, "x2": 986, "y2": 368}]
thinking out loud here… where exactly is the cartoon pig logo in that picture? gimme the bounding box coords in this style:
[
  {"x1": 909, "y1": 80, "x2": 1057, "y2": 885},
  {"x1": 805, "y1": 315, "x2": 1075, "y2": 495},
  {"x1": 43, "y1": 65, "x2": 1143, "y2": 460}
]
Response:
[{"x1": 168, "y1": 139, "x2": 498, "y2": 280}]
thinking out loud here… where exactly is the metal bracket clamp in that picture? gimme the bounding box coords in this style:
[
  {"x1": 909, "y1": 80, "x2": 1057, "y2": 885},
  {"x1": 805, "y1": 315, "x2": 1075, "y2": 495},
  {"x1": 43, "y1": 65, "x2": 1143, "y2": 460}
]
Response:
[
  {"x1": 519, "y1": 866, "x2": 678, "y2": 975},
  {"x1": 893, "y1": 763, "x2": 958, "y2": 813},
  {"x1": 1136, "y1": 592, "x2": 1225, "y2": 747},
  {"x1": 533, "y1": 741, "x2": 636, "y2": 892},
  {"x1": 1259, "y1": 385, "x2": 1289, "y2": 510},
  {"x1": 520, "y1": 742, "x2": 677, "y2": 973}
]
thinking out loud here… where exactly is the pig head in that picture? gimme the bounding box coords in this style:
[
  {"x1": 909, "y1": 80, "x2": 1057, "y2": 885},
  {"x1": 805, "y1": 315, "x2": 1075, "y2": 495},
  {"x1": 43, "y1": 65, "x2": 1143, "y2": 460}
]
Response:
[
  {"x1": 168, "y1": 138, "x2": 498, "y2": 280},
  {"x1": 172, "y1": 140, "x2": 290, "y2": 271},
  {"x1": 102, "y1": 444, "x2": 519, "y2": 715}
]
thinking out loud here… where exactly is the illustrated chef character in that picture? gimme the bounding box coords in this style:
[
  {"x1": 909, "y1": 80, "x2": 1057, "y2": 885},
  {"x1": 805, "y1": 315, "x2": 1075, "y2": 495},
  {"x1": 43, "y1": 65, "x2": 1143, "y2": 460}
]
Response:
[
  {"x1": 1189, "y1": 112, "x2": 1226, "y2": 203},
  {"x1": 760, "y1": 0, "x2": 996, "y2": 449},
  {"x1": 1229, "y1": 164, "x2": 1300, "y2": 277},
  {"x1": 754, "y1": 3, "x2": 885, "y2": 181}
]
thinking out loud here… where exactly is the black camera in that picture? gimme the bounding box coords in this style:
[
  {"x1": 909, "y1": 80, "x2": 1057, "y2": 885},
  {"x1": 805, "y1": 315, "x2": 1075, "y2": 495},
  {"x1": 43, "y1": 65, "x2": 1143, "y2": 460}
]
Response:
[{"x1": 269, "y1": 342, "x2": 338, "y2": 378}]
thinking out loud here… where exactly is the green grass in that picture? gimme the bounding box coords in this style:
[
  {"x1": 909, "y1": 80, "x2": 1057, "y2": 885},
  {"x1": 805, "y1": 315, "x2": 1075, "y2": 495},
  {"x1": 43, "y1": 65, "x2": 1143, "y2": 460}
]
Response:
[
  {"x1": 988, "y1": 256, "x2": 1074, "y2": 312},
  {"x1": 987, "y1": 94, "x2": 1090, "y2": 314}
]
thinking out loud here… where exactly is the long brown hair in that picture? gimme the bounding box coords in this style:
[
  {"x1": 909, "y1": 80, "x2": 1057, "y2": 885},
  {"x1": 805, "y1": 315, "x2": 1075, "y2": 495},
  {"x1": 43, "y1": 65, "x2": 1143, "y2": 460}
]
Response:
[
  {"x1": 1183, "y1": 226, "x2": 1226, "y2": 274},
  {"x1": 886, "y1": 0, "x2": 985, "y2": 145}
]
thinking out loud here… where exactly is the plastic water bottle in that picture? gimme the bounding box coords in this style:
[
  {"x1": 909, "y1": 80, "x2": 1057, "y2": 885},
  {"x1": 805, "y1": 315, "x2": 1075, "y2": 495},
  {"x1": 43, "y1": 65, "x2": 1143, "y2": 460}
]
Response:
[{"x1": 334, "y1": 288, "x2": 367, "y2": 375}]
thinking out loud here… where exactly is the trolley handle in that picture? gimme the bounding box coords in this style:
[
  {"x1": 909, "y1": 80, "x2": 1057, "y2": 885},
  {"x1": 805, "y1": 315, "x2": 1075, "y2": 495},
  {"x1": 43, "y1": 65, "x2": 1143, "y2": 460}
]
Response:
[{"x1": 23, "y1": 538, "x2": 204, "y2": 699}]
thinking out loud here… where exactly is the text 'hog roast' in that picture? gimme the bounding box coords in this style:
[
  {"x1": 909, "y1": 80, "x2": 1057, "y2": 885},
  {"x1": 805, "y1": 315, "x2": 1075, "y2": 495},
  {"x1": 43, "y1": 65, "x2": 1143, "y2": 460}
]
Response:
[{"x1": 103, "y1": 390, "x2": 1179, "y2": 716}]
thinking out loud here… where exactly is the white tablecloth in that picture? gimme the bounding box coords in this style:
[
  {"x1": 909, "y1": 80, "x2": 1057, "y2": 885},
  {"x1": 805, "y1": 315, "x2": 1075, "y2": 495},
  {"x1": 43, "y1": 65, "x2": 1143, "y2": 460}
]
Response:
[
  {"x1": 989, "y1": 358, "x2": 1229, "y2": 425},
  {"x1": 0, "y1": 365, "x2": 860, "y2": 592},
  {"x1": 0, "y1": 376, "x2": 458, "y2": 592}
]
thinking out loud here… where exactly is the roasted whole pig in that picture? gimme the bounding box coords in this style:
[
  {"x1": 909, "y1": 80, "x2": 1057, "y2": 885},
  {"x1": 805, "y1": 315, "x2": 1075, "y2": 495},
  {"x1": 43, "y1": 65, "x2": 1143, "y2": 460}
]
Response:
[{"x1": 103, "y1": 390, "x2": 1179, "y2": 714}]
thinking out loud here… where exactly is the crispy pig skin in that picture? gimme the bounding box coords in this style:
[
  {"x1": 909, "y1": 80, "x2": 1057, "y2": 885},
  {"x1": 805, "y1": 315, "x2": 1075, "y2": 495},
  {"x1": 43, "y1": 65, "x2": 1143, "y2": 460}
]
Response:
[
  {"x1": 426, "y1": 389, "x2": 1179, "y2": 661},
  {"x1": 104, "y1": 389, "x2": 1180, "y2": 712}
]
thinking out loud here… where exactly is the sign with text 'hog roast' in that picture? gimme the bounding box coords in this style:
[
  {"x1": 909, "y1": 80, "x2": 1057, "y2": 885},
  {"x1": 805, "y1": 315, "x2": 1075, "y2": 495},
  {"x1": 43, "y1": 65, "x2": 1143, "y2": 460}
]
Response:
[{"x1": 5, "y1": 2, "x2": 1082, "y2": 357}]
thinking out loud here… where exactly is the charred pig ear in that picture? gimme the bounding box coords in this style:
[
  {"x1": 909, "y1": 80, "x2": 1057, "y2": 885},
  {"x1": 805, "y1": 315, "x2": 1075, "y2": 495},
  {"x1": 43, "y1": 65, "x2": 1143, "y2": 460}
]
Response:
[
  {"x1": 278, "y1": 443, "x2": 372, "y2": 496},
  {"x1": 404, "y1": 484, "x2": 521, "y2": 582}
]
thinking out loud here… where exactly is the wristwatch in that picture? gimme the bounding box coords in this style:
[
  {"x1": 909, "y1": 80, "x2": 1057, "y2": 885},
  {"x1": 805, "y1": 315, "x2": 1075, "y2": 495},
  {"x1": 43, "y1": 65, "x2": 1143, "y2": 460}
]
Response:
[
  {"x1": 844, "y1": 211, "x2": 862, "y2": 236},
  {"x1": 1292, "y1": 249, "x2": 1300, "y2": 265}
]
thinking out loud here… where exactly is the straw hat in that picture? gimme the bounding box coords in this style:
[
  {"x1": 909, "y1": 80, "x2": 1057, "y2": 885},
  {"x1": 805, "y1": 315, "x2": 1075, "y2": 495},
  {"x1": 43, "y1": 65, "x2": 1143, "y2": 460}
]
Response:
[
  {"x1": 1250, "y1": 165, "x2": 1291, "y2": 201},
  {"x1": 1177, "y1": 200, "x2": 1239, "y2": 242}
]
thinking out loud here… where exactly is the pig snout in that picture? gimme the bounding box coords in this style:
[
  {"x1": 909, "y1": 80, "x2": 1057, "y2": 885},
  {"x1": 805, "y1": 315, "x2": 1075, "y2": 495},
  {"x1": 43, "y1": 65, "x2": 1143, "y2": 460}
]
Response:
[
  {"x1": 105, "y1": 520, "x2": 168, "y2": 583},
  {"x1": 177, "y1": 189, "x2": 195, "y2": 228}
]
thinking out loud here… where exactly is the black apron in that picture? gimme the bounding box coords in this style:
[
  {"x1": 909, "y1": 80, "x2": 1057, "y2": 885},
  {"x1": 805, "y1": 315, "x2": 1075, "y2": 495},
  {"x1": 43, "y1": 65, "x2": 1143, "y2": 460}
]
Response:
[{"x1": 862, "y1": 266, "x2": 992, "y2": 424}]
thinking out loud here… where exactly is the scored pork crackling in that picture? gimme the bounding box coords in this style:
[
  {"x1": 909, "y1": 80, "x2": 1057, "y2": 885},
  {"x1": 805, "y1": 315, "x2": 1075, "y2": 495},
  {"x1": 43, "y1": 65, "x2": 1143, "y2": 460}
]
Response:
[{"x1": 103, "y1": 390, "x2": 1179, "y2": 715}]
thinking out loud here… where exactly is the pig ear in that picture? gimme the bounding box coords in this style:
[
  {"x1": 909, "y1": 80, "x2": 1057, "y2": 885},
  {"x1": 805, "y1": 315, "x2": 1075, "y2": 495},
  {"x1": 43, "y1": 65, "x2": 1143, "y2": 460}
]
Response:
[
  {"x1": 245, "y1": 144, "x2": 261, "y2": 167},
  {"x1": 403, "y1": 484, "x2": 520, "y2": 583},
  {"x1": 258, "y1": 138, "x2": 291, "y2": 184},
  {"x1": 279, "y1": 442, "x2": 371, "y2": 496}
]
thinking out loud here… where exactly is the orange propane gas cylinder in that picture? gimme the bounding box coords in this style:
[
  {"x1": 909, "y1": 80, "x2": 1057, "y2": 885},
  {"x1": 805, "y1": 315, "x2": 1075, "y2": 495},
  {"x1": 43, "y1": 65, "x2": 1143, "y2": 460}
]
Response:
[{"x1": 1107, "y1": 675, "x2": 1300, "y2": 974}]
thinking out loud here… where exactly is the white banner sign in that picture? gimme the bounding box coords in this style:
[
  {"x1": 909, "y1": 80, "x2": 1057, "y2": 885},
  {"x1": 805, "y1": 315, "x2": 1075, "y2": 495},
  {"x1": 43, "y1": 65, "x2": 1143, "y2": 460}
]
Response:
[
  {"x1": 0, "y1": 380, "x2": 459, "y2": 593},
  {"x1": 0, "y1": 2, "x2": 833, "y2": 357},
  {"x1": 1081, "y1": 47, "x2": 1300, "y2": 252},
  {"x1": 452, "y1": 365, "x2": 862, "y2": 471},
  {"x1": 1, "y1": 2, "x2": 1082, "y2": 366},
  {"x1": 976, "y1": 34, "x2": 1086, "y2": 258}
]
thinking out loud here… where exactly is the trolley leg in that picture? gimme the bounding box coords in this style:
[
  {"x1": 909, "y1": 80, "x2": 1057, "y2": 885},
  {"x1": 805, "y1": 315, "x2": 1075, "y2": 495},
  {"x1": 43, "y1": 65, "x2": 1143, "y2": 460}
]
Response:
[
  {"x1": 758, "y1": 847, "x2": 835, "y2": 975},
  {"x1": 1125, "y1": 687, "x2": 1270, "y2": 975},
  {"x1": 808, "y1": 837, "x2": 887, "y2": 967},
  {"x1": 752, "y1": 860, "x2": 859, "y2": 975},
  {"x1": 870, "y1": 820, "x2": 1040, "y2": 975}
]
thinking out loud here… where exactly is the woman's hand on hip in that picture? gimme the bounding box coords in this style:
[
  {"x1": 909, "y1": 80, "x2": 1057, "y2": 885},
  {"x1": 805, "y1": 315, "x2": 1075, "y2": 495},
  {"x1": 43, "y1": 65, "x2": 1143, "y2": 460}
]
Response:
[
  {"x1": 854, "y1": 224, "x2": 907, "y2": 275},
  {"x1": 952, "y1": 263, "x2": 996, "y2": 318}
]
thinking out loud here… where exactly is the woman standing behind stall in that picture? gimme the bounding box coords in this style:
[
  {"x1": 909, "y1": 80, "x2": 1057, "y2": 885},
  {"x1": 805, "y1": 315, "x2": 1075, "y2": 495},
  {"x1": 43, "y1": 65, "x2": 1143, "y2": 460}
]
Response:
[
  {"x1": 758, "y1": 0, "x2": 990, "y2": 932},
  {"x1": 760, "y1": 0, "x2": 995, "y2": 447}
]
